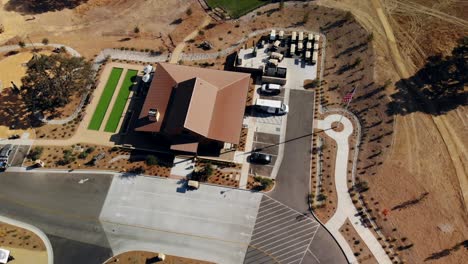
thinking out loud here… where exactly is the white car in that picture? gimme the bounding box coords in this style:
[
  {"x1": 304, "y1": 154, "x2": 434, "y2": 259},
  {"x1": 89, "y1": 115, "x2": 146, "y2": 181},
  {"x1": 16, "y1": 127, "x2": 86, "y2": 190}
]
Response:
[
  {"x1": 255, "y1": 99, "x2": 289, "y2": 115},
  {"x1": 261, "y1": 83, "x2": 281, "y2": 95}
]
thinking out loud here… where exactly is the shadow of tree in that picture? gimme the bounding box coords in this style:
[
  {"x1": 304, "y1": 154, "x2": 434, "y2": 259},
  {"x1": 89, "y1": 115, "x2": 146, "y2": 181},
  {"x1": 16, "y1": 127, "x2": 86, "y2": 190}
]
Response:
[
  {"x1": 4, "y1": 0, "x2": 88, "y2": 14},
  {"x1": 387, "y1": 37, "x2": 467, "y2": 116}
]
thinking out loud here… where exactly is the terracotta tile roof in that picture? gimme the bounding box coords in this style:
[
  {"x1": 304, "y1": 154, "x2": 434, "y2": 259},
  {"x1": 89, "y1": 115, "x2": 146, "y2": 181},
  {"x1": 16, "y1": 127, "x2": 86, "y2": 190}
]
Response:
[{"x1": 136, "y1": 63, "x2": 250, "y2": 144}]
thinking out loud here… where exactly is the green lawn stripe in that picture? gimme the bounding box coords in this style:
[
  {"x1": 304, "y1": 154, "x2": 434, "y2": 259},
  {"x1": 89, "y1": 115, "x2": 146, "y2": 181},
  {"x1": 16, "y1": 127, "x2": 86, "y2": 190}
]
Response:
[
  {"x1": 104, "y1": 69, "x2": 138, "y2": 132},
  {"x1": 88, "y1": 67, "x2": 124, "y2": 130},
  {"x1": 206, "y1": 0, "x2": 266, "y2": 18}
]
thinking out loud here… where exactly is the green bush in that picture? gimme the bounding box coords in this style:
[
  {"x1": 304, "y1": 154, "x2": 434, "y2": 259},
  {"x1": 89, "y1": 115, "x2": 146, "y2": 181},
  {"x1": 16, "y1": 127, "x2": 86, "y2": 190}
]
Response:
[
  {"x1": 145, "y1": 155, "x2": 159, "y2": 166},
  {"x1": 78, "y1": 152, "x2": 88, "y2": 159},
  {"x1": 28, "y1": 147, "x2": 44, "y2": 160},
  {"x1": 85, "y1": 147, "x2": 95, "y2": 154},
  {"x1": 317, "y1": 193, "x2": 328, "y2": 201}
]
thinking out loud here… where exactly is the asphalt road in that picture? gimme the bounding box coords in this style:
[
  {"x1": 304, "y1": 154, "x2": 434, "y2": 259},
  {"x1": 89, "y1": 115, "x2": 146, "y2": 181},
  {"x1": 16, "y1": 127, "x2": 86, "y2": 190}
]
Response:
[
  {"x1": 0, "y1": 171, "x2": 114, "y2": 264},
  {"x1": 270, "y1": 90, "x2": 348, "y2": 264}
]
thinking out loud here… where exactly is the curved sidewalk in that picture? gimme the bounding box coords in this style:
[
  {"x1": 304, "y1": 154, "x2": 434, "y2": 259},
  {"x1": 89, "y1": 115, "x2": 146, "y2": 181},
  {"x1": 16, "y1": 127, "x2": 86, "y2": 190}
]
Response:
[
  {"x1": 0, "y1": 215, "x2": 53, "y2": 264},
  {"x1": 317, "y1": 114, "x2": 392, "y2": 264}
]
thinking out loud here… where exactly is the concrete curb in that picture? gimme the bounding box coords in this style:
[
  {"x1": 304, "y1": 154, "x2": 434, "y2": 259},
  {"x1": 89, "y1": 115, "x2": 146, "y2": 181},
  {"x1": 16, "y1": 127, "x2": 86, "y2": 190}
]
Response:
[{"x1": 0, "y1": 215, "x2": 54, "y2": 264}]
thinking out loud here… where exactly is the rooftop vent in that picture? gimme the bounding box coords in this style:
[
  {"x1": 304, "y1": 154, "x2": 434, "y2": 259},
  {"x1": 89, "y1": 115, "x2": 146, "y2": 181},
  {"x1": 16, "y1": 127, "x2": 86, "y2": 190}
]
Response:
[{"x1": 148, "y1": 108, "x2": 160, "y2": 122}]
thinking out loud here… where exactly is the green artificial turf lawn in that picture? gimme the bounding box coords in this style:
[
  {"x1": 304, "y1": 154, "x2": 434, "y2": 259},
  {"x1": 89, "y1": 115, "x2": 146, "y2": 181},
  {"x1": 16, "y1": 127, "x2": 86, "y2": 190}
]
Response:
[
  {"x1": 206, "y1": 0, "x2": 266, "y2": 18},
  {"x1": 104, "y1": 69, "x2": 138, "y2": 133},
  {"x1": 88, "y1": 67, "x2": 123, "y2": 130}
]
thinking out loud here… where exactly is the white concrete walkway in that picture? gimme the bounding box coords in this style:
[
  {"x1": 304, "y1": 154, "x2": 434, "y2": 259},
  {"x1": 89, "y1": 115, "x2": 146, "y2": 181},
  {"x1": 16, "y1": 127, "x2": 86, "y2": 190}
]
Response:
[{"x1": 317, "y1": 114, "x2": 392, "y2": 264}]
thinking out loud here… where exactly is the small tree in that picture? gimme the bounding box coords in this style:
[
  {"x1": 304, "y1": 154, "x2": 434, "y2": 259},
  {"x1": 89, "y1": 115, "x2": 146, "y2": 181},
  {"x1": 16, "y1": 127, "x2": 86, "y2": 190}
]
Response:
[
  {"x1": 186, "y1": 8, "x2": 192, "y2": 16},
  {"x1": 18, "y1": 41, "x2": 26, "y2": 48},
  {"x1": 42, "y1": 38, "x2": 49, "y2": 45},
  {"x1": 279, "y1": 0, "x2": 284, "y2": 10},
  {"x1": 28, "y1": 147, "x2": 43, "y2": 160},
  {"x1": 145, "y1": 155, "x2": 159, "y2": 166},
  {"x1": 367, "y1": 33, "x2": 374, "y2": 43},
  {"x1": 133, "y1": 26, "x2": 140, "y2": 34}
]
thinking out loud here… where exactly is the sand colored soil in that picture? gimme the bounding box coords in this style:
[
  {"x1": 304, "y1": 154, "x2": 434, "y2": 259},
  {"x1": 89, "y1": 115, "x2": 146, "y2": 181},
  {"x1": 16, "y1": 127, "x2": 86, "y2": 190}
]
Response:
[
  {"x1": 313, "y1": 131, "x2": 338, "y2": 223},
  {"x1": 340, "y1": 219, "x2": 377, "y2": 264},
  {"x1": 25, "y1": 144, "x2": 172, "y2": 177},
  {"x1": 104, "y1": 250, "x2": 214, "y2": 264},
  {"x1": 0, "y1": 247, "x2": 47, "y2": 264},
  {"x1": 0, "y1": 0, "x2": 202, "y2": 58},
  {"x1": 0, "y1": 222, "x2": 46, "y2": 251},
  {"x1": 0, "y1": 49, "x2": 51, "y2": 91},
  {"x1": 315, "y1": 1, "x2": 468, "y2": 263}
]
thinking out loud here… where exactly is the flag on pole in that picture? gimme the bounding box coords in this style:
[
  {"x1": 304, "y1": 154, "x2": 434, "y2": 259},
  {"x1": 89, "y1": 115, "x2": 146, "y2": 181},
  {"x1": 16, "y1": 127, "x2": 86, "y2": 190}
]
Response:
[{"x1": 342, "y1": 87, "x2": 356, "y2": 103}]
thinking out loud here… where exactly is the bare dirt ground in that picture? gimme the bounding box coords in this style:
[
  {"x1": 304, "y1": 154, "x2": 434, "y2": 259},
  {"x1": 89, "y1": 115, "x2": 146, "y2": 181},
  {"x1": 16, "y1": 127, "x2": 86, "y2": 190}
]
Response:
[
  {"x1": 24, "y1": 144, "x2": 172, "y2": 177},
  {"x1": 340, "y1": 219, "x2": 377, "y2": 264},
  {"x1": 0, "y1": 222, "x2": 46, "y2": 250},
  {"x1": 317, "y1": 1, "x2": 468, "y2": 263},
  {"x1": 0, "y1": 0, "x2": 205, "y2": 58},
  {"x1": 104, "y1": 250, "x2": 214, "y2": 264}
]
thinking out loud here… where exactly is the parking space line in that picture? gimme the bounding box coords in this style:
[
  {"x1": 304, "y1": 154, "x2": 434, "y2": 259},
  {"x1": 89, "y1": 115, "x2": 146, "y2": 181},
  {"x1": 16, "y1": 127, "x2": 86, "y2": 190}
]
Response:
[
  {"x1": 9, "y1": 145, "x2": 20, "y2": 166},
  {"x1": 253, "y1": 217, "x2": 298, "y2": 233},
  {"x1": 252, "y1": 218, "x2": 311, "y2": 237},
  {"x1": 260, "y1": 236, "x2": 310, "y2": 255},
  {"x1": 252, "y1": 140, "x2": 280, "y2": 146},
  {"x1": 274, "y1": 244, "x2": 309, "y2": 260},
  {"x1": 257, "y1": 202, "x2": 289, "y2": 215},
  {"x1": 257, "y1": 199, "x2": 279, "y2": 209},
  {"x1": 255, "y1": 210, "x2": 296, "y2": 226},
  {"x1": 257, "y1": 202, "x2": 284, "y2": 213},
  {"x1": 277, "y1": 250, "x2": 307, "y2": 263},
  {"x1": 256, "y1": 208, "x2": 293, "y2": 222},
  {"x1": 21, "y1": 145, "x2": 32, "y2": 167},
  {"x1": 254, "y1": 226, "x2": 317, "y2": 248},
  {"x1": 263, "y1": 196, "x2": 318, "y2": 224},
  {"x1": 252, "y1": 223, "x2": 313, "y2": 242},
  {"x1": 252, "y1": 219, "x2": 316, "y2": 241},
  {"x1": 307, "y1": 249, "x2": 321, "y2": 264}
]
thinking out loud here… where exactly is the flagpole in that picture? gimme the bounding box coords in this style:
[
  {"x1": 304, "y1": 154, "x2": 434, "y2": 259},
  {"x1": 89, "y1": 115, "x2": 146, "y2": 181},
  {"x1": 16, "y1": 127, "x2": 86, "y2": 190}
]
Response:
[{"x1": 338, "y1": 86, "x2": 357, "y2": 124}]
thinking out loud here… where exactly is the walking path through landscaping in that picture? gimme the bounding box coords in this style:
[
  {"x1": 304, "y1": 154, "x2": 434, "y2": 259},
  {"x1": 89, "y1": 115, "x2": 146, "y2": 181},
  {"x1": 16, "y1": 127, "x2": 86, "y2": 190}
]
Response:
[
  {"x1": 169, "y1": 17, "x2": 212, "y2": 63},
  {"x1": 317, "y1": 114, "x2": 392, "y2": 264}
]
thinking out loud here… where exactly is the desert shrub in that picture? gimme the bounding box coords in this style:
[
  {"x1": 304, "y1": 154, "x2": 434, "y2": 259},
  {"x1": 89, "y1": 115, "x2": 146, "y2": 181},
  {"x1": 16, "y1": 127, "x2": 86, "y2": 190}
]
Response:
[
  {"x1": 317, "y1": 193, "x2": 328, "y2": 201},
  {"x1": 78, "y1": 152, "x2": 88, "y2": 159},
  {"x1": 28, "y1": 147, "x2": 43, "y2": 160},
  {"x1": 145, "y1": 155, "x2": 159, "y2": 166},
  {"x1": 85, "y1": 147, "x2": 95, "y2": 154}
]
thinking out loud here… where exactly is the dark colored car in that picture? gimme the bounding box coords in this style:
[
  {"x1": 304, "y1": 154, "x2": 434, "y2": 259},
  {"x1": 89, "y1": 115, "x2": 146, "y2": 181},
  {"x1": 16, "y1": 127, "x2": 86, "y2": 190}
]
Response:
[{"x1": 249, "y1": 152, "x2": 272, "y2": 164}]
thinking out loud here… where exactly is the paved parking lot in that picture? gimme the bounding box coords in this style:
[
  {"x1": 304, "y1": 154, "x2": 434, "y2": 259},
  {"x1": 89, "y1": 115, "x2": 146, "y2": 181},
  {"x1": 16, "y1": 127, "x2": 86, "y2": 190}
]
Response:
[
  {"x1": 0, "y1": 144, "x2": 30, "y2": 167},
  {"x1": 248, "y1": 86, "x2": 286, "y2": 178},
  {"x1": 244, "y1": 195, "x2": 320, "y2": 264},
  {"x1": 100, "y1": 176, "x2": 263, "y2": 264}
]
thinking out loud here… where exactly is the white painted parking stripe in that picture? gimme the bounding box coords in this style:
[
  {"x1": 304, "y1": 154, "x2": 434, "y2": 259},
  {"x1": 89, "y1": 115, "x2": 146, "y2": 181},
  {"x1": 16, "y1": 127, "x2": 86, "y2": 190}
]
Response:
[
  {"x1": 252, "y1": 222, "x2": 316, "y2": 242},
  {"x1": 274, "y1": 244, "x2": 309, "y2": 259},
  {"x1": 252, "y1": 218, "x2": 314, "y2": 238},
  {"x1": 258, "y1": 201, "x2": 284, "y2": 212},
  {"x1": 261, "y1": 236, "x2": 312, "y2": 254},
  {"x1": 255, "y1": 209, "x2": 293, "y2": 224},
  {"x1": 256, "y1": 205, "x2": 292, "y2": 219},
  {"x1": 254, "y1": 226, "x2": 317, "y2": 248},
  {"x1": 258, "y1": 199, "x2": 278, "y2": 209},
  {"x1": 257, "y1": 202, "x2": 290, "y2": 216},
  {"x1": 277, "y1": 250, "x2": 307, "y2": 262}
]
